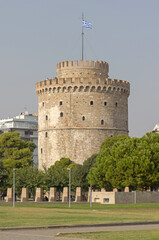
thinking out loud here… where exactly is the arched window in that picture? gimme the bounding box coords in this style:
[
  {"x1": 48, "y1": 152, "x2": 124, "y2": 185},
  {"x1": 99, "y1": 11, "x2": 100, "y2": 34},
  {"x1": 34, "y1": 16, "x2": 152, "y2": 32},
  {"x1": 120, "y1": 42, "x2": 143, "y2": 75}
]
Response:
[
  {"x1": 59, "y1": 101, "x2": 63, "y2": 106},
  {"x1": 82, "y1": 116, "x2": 85, "y2": 121},
  {"x1": 104, "y1": 101, "x2": 107, "y2": 106}
]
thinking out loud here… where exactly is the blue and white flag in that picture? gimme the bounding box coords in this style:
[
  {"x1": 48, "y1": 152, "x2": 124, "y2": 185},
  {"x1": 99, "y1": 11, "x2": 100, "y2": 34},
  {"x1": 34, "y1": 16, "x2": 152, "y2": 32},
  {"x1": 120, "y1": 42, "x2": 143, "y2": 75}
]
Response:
[{"x1": 82, "y1": 20, "x2": 92, "y2": 29}]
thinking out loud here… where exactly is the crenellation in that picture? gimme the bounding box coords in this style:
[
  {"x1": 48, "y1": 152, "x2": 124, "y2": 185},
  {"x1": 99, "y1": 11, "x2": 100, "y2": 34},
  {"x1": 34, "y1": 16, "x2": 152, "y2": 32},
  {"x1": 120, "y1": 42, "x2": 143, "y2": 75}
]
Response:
[
  {"x1": 68, "y1": 60, "x2": 73, "y2": 67},
  {"x1": 85, "y1": 60, "x2": 89, "y2": 66},
  {"x1": 36, "y1": 78, "x2": 130, "y2": 96},
  {"x1": 99, "y1": 78, "x2": 105, "y2": 84},
  {"x1": 64, "y1": 61, "x2": 67, "y2": 67},
  {"x1": 74, "y1": 60, "x2": 78, "y2": 66},
  {"x1": 58, "y1": 78, "x2": 64, "y2": 85},
  {"x1": 52, "y1": 78, "x2": 57, "y2": 85},
  {"x1": 107, "y1": 78, "x2": 112, "y2": 84},
  {"x1": 95, "y1": 61, "x2": 99, "y2": 68},
  {"x1": 56, "y1": 60, "x2": 108, "y2": 69},
  {"x1": 46, "y1": 79, "x2": 50, "y2": 86},
  {"x1": 90, "y1": 60, "x2": 94, "y2": 67},
  {"x1": 80, "y1": 59, "x2": 83, "y2": 66}
]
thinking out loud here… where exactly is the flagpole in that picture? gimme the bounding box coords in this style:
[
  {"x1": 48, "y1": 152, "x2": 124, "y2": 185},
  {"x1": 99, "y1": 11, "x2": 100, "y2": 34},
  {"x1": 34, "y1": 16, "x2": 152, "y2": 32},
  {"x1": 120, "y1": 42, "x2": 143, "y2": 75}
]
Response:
[{"x1": 82, "y1": 13, "x2": 84, "y2": 61}]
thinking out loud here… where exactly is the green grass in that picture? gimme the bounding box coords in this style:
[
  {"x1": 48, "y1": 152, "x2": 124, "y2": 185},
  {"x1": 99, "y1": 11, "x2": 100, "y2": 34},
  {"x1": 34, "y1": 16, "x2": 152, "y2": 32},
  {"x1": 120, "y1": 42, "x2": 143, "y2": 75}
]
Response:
[
  {"x1": 0, "y1": 203, "x2": 159, "y2": 227},
  {"x1": 57, "y1": 230, "x2": 159, "y2": 240}
]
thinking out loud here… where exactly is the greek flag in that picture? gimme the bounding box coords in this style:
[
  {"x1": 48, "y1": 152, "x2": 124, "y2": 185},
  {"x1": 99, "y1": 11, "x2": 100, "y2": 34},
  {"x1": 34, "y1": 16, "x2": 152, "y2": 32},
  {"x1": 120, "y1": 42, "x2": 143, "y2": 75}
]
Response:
[{"x1": 82, "y1": 20, "x2": 92, "y2": 29}]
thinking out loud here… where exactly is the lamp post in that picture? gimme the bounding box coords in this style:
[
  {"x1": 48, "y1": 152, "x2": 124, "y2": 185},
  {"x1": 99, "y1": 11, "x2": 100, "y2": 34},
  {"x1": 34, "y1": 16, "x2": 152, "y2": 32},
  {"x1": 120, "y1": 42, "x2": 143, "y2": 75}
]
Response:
[
  {"x1": 13, "y1": 168, "x2": 15, "y2": 207},
  {"x1": 67, "y1": 168, "x2": 71, "y2": 208},
  {"x1": 90, "y1": 184, "x2": 92, "y2": 207}
]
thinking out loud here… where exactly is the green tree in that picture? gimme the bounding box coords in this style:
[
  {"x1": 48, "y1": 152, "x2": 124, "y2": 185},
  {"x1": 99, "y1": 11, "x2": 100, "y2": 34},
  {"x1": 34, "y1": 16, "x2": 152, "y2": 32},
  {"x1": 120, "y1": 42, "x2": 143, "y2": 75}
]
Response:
[
  {"x1": 71, "y1": 154, "x2": 98, "y2": 191},
  {"x1": 0, "y1": 132, "x2": 36, "y2": 169},
  {"x1": 0, "y1": 160, "x2": 9, "y2": 192},
  {"x1": 100, "y1": 135, "x2": 130, "y2": 152},
  {"x1": 88, "y1": 135, "x2": 130, "y2": 190},
  {"x1": 7, "y1": 166, "x2": 45, "y2": 199},
  {"x1": 45, "y1": 158, "x2": 73, "y2": 193},
  {"x1": 87, "y1": 133, "x2": 159, "y2": 191}
]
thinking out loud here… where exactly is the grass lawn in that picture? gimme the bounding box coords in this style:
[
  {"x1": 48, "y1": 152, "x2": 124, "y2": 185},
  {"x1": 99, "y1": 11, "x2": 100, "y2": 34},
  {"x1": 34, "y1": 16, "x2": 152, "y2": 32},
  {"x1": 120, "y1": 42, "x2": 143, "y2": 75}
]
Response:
[
  {"x1": 0, "y1": 203, "x2": 159, "y2": 227},
  {"x1": 57, "y1": 230, "x2": 159, "y2": 240}
]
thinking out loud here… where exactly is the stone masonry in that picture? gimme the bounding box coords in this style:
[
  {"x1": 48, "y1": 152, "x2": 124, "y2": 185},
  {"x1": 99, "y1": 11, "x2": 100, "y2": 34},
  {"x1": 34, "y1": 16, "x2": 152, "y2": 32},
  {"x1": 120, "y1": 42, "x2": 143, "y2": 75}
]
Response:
[
  {"x1": 35, "y1": 188, "x2": 43, "y2": 202},
  {"x1": 36, "y1": 60, "x2": 130, "y2": 169},
  {"x1": 21, "y1": 188, "x2": 29, "y2": 202},
  {"x1": 6, "y1": 188, "x2": 13, "y2": 202},
  {"x1": 49, "y1": 187, "x2": 56, "y2": 202},
  {"x1": 62, "y1": 187, "x2": 69, "y2": 203}
]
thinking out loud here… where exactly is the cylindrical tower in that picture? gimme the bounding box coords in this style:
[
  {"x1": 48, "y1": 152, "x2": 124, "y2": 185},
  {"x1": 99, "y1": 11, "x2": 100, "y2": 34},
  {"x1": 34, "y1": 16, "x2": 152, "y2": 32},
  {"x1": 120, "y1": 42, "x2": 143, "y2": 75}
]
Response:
[{"x1": 36, "y1": 60, "x2": 130, "y2": 169}]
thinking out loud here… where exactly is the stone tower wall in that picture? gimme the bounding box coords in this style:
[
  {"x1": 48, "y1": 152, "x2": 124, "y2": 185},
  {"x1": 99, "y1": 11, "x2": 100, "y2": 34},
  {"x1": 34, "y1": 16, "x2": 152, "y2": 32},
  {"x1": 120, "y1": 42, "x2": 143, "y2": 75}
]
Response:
[
  {"x1": 56, "y1": 60, "x2": 109, "y2": 78},
  {"x1": 36, "y1": 60, "x2": 130, "y2": 169}
]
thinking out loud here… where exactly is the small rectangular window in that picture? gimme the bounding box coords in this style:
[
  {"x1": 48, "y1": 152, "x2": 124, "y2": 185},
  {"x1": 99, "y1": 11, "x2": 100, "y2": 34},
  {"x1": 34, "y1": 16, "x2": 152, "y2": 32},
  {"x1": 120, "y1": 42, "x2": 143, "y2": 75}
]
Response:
[
  {"x1": 41, "y1": 148, "x2": 43, "y2": 154},
  {"x1": 90, "y1": 101, "x2": 94, "y2": 106},
  {"x1": 45, "y1": 132, "x2": 48, "y2": 137},
  {"x1": 46, "y1": 115, "x2": 48, "y2": 120},
  {"x1": 115, "y1": 102, "x2": 118, "y2": 107},
  {"x1": 60, "y1": 112, "x2": 63, "y2": 117},
  {"x1": 103, "y1": 198, "x2": 109, "y2": 203},
  {"x1": 59, "y1": 101, "x2": 63, "y2": 106}
]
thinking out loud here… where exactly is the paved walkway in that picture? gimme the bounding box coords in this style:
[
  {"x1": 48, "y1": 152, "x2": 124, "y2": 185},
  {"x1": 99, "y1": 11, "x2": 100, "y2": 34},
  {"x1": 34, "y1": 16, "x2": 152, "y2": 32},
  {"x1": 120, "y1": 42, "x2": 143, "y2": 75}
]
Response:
[{"x1": 1, "y1": 224, "x2": 159, "y2": 240}]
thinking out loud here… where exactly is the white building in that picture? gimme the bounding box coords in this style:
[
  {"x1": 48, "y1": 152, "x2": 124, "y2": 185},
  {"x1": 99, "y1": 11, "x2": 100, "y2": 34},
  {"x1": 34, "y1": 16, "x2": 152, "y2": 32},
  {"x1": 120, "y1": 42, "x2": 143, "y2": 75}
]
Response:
[
  {"x1": 152, "y1": 123, "x2": 159, "y2": 133},
  {"x1": 0, "y1": 111, "x2": 38, "y2": 166}
]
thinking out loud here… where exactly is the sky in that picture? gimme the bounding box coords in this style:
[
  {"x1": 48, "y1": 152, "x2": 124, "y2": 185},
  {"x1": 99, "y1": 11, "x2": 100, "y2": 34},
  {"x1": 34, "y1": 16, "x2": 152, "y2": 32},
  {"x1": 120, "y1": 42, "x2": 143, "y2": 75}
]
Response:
[{"x1": 0, "y1": 0, "x2": 159, "y2": 137}]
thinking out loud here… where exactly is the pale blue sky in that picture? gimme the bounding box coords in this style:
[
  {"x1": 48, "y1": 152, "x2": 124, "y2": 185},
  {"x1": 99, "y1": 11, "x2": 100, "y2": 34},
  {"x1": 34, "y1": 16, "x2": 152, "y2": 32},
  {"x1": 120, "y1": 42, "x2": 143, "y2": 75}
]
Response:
[{"x1": 0, "y1": 0, "x2": 159, "y2": 137}]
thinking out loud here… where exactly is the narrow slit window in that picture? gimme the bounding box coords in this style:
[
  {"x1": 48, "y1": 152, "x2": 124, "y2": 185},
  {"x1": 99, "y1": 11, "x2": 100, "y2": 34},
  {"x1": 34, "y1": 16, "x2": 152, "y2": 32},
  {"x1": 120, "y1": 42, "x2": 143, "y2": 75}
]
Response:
[
  {"x1": 46, "y1": 115, "x2": 48, "y2": 120},
  {"x1": 82, "y1": 116, "x2": 85, "y2": 121},
  {"x1": 60, "y1": 112, "x2": 63, "y2": 117},
  {"x1": 115, "y1": 102, "x2": 118, "y2": 107},
  {"x1": 42, "y1": 102, "x2": 44, "y2": 106},
  {"x1": 41, "y1": 148, "x2": 43, "y2": 154},
  {"x1": 101, "y1": 120, "x2": 104, "y2": 125},
  {"x1": 104, "y1": 101, "x2": 107, "y2": 106},
  {"x1": 45, "y1": 132, "x2": 48, "y2": 137}
]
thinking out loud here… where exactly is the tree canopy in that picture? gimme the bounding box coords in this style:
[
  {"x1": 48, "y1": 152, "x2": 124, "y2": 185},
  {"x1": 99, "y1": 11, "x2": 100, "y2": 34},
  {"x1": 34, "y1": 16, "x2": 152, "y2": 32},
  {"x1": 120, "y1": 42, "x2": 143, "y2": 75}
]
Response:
[
  {"x1": 45, "y1": 158, "x2": 73, "y2": 192},
  {"x1": 0, "y1": 132, "x2": 36, "y2": 169},
  {"x1": 71, "y1": 154, "x2": 98, "y2": 191},
  {"x1": 87, "y1": 133, "x2": 159, "y2": 191}
]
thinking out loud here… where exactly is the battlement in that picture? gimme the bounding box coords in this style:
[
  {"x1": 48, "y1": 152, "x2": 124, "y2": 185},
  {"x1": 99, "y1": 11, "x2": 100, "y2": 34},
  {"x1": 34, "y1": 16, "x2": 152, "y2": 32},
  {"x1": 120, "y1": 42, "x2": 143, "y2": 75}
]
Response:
[
  {"x1": 36, "y1": 77, "x2": 130, "y2": 96},
  {"x1": 56, "y1": 60, "x2": 109, "y2": 70},
  {"x1": 56, "y1": 60, "x2": 109, "y2": 78}
]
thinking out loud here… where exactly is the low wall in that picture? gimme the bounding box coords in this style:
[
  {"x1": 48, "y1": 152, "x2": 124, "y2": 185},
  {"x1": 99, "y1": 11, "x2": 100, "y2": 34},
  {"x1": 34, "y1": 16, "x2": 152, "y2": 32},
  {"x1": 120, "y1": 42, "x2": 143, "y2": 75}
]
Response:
[
  {"x1": 92, "y1": 191, "x2": 159, "y2": 204},
  {"x1": 92, "y1": 192, "x2": 115, "y2": 204},
  {"x1": 115, "y1": 192, "x2": 134, "y2": 204},
  {"x1": 136, "y1": 191, "x2": 159, "y2": 203}
]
